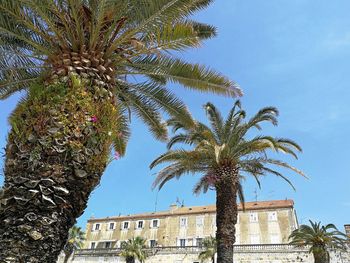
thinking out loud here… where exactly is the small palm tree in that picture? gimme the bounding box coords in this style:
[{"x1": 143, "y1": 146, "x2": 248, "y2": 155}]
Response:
[
  {"x1": 198, "y1": 236, "x2": 217, "y2": 263},
  {"x1": 120, "y1": 237, "x2": 148, "y2": 263},
  {"x1": 289, "y1": 220, "x2": 349, "y2": 263},
  {"x1": 151, "y1": 101, "x2": 305, "y2": 263},
  {"x1": 0, "y1": 1, "x2": 240, "y2": 261},
  {"x1": 63, "y1": 226, "x2": 85, "y2": 263}
]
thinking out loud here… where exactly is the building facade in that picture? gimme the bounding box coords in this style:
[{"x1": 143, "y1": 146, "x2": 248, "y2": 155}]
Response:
[
  {"x1": 58, "y1": 200, "x2": 350, "y2": 263},
  {"x1": 84, "y1": 200, "x2": 298, "y2": 250}
]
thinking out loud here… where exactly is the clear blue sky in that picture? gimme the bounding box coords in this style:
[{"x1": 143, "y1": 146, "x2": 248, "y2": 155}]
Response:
[{"x1": 1, "y1": 0, "x2": 349, "y2": 232}]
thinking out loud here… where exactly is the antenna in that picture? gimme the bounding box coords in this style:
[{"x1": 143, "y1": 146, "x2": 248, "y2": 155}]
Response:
[
  {"x1": 154, "y1": 190, "x2": 159, "y2": 212},
  {"x1": 176, "y1": 197, "x2": 184, "y2": 207},
  {"x1": 253, "y1": 188, "x2": 258, "y2": 203}
]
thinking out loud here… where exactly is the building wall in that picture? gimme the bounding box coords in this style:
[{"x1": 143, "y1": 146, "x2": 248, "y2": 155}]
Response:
[
  {"x1": 345, "y1": 224, "x2": 350, "y2": 238},
  {"x1": 84, "y1": 200, "x2": 298, "y2": 249},
  {"x1": 58, "y1": 245, "x2": 350, "y2": 263}
]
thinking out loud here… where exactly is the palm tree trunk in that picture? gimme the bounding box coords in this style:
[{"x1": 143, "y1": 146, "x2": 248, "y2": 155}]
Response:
[
  {"x1": 314, "y1": 251, "x2": 330, "y2": 263},
  {"x1": 63, "y1": 252, "x2": 72, "y2": 263},
  {"x1": 0, "y1": 80, "x2": 116, "y2": 262},
  {"x1": 126, "y1": 257, "x2": 135, "y2": 263},
  {"x1": 215, "y1": 165, "x2": 239, "y2": 263}
]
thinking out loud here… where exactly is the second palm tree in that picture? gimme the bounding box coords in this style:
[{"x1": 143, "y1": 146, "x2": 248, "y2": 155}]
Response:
[{"x1": 151, "y1": 101, "x2": 305, "y2": 263}]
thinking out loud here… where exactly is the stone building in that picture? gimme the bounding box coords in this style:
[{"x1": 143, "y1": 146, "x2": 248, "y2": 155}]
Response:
[
  {"x1": 84, "y1": 200, "x2": 298, "y2": 249},
  {"x1": 58, "y1": 200, "x2": 350, "y2": 263}
]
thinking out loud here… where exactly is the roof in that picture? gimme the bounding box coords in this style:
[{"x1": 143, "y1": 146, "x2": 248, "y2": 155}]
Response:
[{"x1": 88, "y1": 200, "x2": 294, "y2": 223}]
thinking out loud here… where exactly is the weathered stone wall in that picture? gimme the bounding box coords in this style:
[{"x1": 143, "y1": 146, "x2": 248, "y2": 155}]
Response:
[
  {"x1": 84, "y1": 202, "x2": 297, "y2": 249},
  {"x1": 58, "y1": 245, "x2": 350, "y2": 263}
]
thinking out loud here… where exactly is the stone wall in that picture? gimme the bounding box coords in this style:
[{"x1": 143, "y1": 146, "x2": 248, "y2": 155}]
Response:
[{"x1": 58, "y1": 245, "x2": 350, "y2": 263}]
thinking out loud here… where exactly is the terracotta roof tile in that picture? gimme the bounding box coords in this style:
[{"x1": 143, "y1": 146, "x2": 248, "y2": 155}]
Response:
[{"x1": 88, "y1": 199, "x2": 294, "y2": 223}]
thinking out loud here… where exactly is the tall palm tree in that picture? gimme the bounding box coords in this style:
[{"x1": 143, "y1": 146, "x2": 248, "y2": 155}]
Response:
[
  {"x1": 120, "y1": 237, "x2": 148, "y2": 263},
  {"x1": 198, "y1": 236, "x2": 217, "y2": 263},
  {"x1": 63, "y1": 226, "x2": 85, "y2": 263},
  {"x1": 289, "y1": 220, "x2": 349, "y2": 263},
  {"x1": 151, "y1": 101, "x2": 305, "y2": 263},
  {"x1": 0, "y1": 1, "x2": 241, "y2": 261}
]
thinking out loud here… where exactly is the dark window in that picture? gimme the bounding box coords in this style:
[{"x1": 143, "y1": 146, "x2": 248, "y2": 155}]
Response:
[
  {"x1": 152, "y1": 220, "x2": 159, "y2": 228},
  {"x1": 123, "y1": 222, "x2": 129, "y2": 229},
  {"x1": 196, "y1": 238, "x2": 203, "y2": 247},
  {"x1": 150, "y1": 240, "x2": 156, "y2": 247},
  {"x1": 105, "y1": 242, "x2": 111, "y2": 249},
  {"x1": 109, "y1": 223, "x2": 115, "y2": 230},
  {"x1": 180, "y1": 239, "x2": 186, "y2": 247},
  {"x1": 91, "y1": 242, "x2": 96, "y2": 249},
  {"x1": 94, "y1": 223, "x2": 100, "y2": 231},
  {"x1": 138, "y1": 221, "x2": 143, "y2": 229}
]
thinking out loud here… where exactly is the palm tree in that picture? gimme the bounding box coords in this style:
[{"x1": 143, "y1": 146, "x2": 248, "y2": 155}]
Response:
[
  {"x1": 289, "y1": 220, "x2": 349, "y2": 263},
  {"x1": 0, "y1": 1, "x2": 241, "y2": 261},
  {"x1": 198, "y1": 236, "x2": 217, "y2": 263},
  {"x1": 63, "y1": 226, "x2": 85, "y2": 263},
  {"x1": 120, "y1": 237, "x2": 148, "y2": 263},
  {"x1": 151, "y1": 101, "x2": 305, "y2": 263}
]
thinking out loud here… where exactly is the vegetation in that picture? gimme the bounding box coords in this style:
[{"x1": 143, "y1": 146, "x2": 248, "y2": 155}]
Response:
[
  {"x1": 0, "y1": 0, "x2": 240, "y2": 261},
  {"x1": 289, "y1": 220, "x2": 349, "y2": 263},
  {"x1": 120, "y1": 237, "x2": 148, "y2": 263},
  {"x1": 198, "y1": 236, "x2": 217, "y2": 263},
  {"x1": 151, "y1": 101, "x2": 305, "y2": 263},
  {"x1": 63, "y1": 226, "x2": 85, "y2": 263}
]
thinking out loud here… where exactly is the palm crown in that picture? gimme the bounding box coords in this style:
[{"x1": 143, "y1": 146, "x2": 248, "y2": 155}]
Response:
[
  {"x1": 151, "y1": 101, "x2": 305, "y2": 195},
  {"x1": 66, "y1": 226, "x2": 85, "y2": 250},
  {"x1": 120, "y1": 237, "x2": 148, "y2": 263},
  {"x1": 289, "y1": 220, "x2": 349, "y2": 254},
  {"x1": 198, "y1": 236, "x2": 217, "y2": 263},
  {"x1": 63, "y1": 226, "x2": 85, "y2": 263},
  {"x1": 0, "y1": 0, "x2": 241, "y2": 153}
]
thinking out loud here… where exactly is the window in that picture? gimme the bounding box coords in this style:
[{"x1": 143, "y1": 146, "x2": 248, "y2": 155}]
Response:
[
  {"x1": 122, "y1": 221, "x2": 129, "y2": 230},
  {"x1": 196, "y1": 238, "x2": 203, "y2": 247},
  {"x1": 137, "y1": 220, "x2": 144, "y2": 229},
  {"x1": 151, "y1": 219, "x2": 159, "y2": 228},
  {"x1": 180, "y1": 217, "x2": 188, "y2": 227},
  {"x1": 179, "y1": 239, "x2": 186, "y2": 247},
  {"x1": 270, "y1": 234, "x2": 280, "y2": 244},
  {"x1": 268, "y1": 211, "x2": 277, "y2": 222},
  {"x1": 196, "y1": 216, "x2": 204, "y2": 227},
  {"x1": 91, "y1": 242, "x2": 96, "y2": 249},
  {"x1": 250, "y1": 234, "x2": 260, "y2": 244},
  {"x1": 105, "y1": 242, "x2": 112, "y2": 249},
  {"x1": 93, "y1": 223, "x2": 101, "y2": 231},
  {"x1": 249, "y1": 213, "x2": 258, "y2": 223},
  {"x1": 150, "y1": 240, "x2": 157, "y2": 247},
  {"x1": 108, "y1": 222, "x2": 115, "y2": 230}
]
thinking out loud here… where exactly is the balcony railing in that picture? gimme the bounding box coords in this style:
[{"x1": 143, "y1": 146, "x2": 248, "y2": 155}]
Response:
[{"x1": 75, "y1": 244, "x2": 310, "y2": 257}]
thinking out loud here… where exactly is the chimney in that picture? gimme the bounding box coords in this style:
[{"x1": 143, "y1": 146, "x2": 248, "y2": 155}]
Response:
[{"x1": 169, "y1": 203, "x2": 178, "y2": 212}]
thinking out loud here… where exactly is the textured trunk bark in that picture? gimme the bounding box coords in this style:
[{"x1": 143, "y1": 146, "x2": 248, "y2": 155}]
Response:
[
  {"x1": 126, "y1": 257, "x2": 135, "y2": 263},
  {"x1": 215, "y1": 164, "x2": 239, "y2": 263},
  {"x1": 63, "y1": 253, "x2": 71, "y2": 263},
  {"x1": 314, "y1": 251, "x2": 330, "y2": 263},
  {"x1": 0, "y1": 79, "x2": 116, "y2": 262}
]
